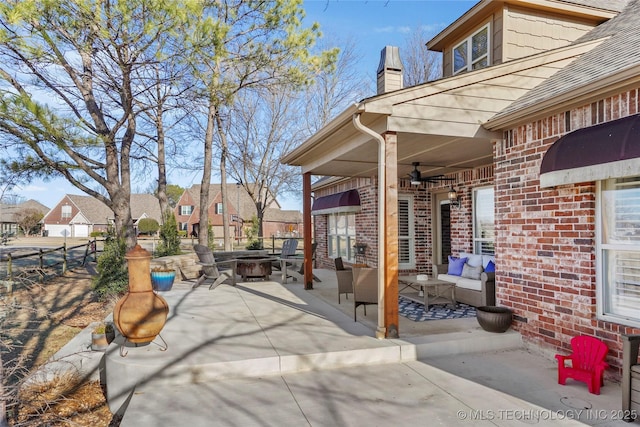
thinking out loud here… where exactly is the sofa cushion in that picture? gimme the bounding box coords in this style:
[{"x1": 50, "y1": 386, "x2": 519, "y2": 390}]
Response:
[
  {"x1": 437, "y1": 273, "x2": 461, "y2": 284},
  {"x1": 456, "y1": 277, "x2": 483, "y2": 291},
  {"x1": 447, "y1": 256, "x2": 468, "y2": 276},
  {"x1": 461, "y1": 262, "x2": 482, "y2": 280},
  {"x1": 460, "y1": 252, "x2": 483, "y2": 268}
]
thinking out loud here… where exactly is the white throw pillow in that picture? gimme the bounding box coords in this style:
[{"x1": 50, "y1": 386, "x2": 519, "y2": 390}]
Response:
[{"x1": 460, "y1": 252, "x2": 483, "y2": 268}]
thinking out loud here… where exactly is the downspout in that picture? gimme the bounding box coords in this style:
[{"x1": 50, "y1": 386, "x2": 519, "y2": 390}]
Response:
[{"x1": 352, "y1": 112, "x2": 386, "y2": 339}]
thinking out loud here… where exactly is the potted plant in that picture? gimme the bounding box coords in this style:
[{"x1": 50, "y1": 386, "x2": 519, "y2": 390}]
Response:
[
  {"x1": 91, "y1": 322, "x2": 115, "y2": 351},
  {"x1": 150, "y1": 267, "x2": 176, "y2": 292}
]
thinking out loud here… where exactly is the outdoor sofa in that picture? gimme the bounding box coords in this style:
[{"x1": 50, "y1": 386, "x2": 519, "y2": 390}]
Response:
[{"x1": 432, "y1": 252, "x2": 496, "y2": 307}]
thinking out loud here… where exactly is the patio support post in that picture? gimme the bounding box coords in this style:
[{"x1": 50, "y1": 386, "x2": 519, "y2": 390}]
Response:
[
  {"x1": 303, "y1": 172, "x2": 313, "y2": 290},
  {"x1": 353, "y1": 113, "x2": 399, "y2": 339}
]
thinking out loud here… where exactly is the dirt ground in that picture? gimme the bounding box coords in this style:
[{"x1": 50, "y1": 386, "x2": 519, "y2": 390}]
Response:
[{"x1": 3, "y1": 265, "x2": 117, "y2": 426}]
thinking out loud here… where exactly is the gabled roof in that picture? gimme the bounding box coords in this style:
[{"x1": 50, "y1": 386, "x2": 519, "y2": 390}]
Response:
[
  {"x1": 282, "y1": 38, "x2": 605, "y2": 179},
  {"x1": 485, "y1": 0, "x2": 640, "y2": 129},
  {"x1": 50, "y1": 194, "x2": 162, "y2": 224},
  {"x1": 0, "y1": 199, "x2": 49, "y2": 222},
  {"x1": 427, "y1": 0, "x2": 625, "y2": 52}
]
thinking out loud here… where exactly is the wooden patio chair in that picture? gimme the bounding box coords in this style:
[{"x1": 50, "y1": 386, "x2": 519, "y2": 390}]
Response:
[
  {"x1": 335, "y1": 257, "x2": 353, "y2": 303},
  {"x1": 555, "y1": 335, "x2": 609, "y2": 394},
  {"x1": 273, "y1": 238, "x2": 299, "y2": 281},
  {"x1": 297, "y1": 242, "x2": 321, "y2": 282},
  {"x1": 193, "y1": 244, "x2": 237, "y2": 290},
  {"x1": 352, "y1": 267, "x2": 378, "y2": 321}
]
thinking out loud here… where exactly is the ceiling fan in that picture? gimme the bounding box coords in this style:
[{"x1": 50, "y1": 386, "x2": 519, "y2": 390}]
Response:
[{"x1": 409, "y1": 162, "x2": 456, "y2": 185}]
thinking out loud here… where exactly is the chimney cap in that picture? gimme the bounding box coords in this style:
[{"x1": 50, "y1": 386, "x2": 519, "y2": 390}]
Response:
[{"x1": 377, "y1": 46, "x2": 403, "y2": 75}]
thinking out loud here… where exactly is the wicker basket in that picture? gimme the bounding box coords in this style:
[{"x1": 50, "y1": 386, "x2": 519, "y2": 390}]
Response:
[{"x1": 476, "y1": 306, "x2": 512, "y2": 333}]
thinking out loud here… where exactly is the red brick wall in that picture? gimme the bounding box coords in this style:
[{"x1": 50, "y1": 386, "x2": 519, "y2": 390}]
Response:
[{"x1": 495, "y1": 87, "x2": 640, "y2": 373}]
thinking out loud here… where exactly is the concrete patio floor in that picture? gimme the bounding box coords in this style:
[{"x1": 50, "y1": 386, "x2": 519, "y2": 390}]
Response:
[{"x1": 49, "y1": 268, "x2": 628, "y2": 426}]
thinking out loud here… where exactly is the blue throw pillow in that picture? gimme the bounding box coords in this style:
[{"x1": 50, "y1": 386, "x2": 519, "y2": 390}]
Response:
[
  {"x1": 447, "y1": 256, "x2": 468, "y2": 276},
  {"x1": 485, "y1": 260, "x2": 495, "y2": 273}
]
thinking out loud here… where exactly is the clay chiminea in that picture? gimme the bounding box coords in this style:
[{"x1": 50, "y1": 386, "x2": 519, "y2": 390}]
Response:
[{"x1": 113, "y1": 244, "x2": 169, "y2": 347}]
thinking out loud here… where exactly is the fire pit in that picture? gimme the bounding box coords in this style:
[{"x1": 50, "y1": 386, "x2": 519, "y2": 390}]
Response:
[{"x1": 236, "y1": 256, "x2": 277, "y2": 280}]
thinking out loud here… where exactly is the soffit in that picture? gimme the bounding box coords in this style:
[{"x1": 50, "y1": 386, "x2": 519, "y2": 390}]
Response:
[{"x1": 282, "y1": 41, "x2": 600, "y2": 181}]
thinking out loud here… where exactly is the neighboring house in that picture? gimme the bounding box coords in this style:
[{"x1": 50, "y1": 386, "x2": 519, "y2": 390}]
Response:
[
  {"x1": 283, "y1": 0, "x2": 640, "y2": 371},
  {"x1": 0, "y1": 199, "x2": 49, "y2": 236},
  {"x1": 42, "y1": 194, "x2": 163, "y2": 238},
  {"x1": 174, "y1": 184, "x2": 302, "y2": 242}
]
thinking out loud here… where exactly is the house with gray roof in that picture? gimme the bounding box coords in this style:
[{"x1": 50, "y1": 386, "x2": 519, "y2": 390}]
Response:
[
  {"x1": 282, "y1": 0, "x2": 640, "y2": 370},
  {"x1": 0, "y1": 199, "x2": 49, "y2": 236},
  {"x1": 42, "y1": 194, "x2": 162, "y2": 238}
]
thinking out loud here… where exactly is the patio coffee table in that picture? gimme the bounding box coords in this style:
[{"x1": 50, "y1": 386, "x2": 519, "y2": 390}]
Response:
[{"x1": 398, "y1": 275, "x2": 456, "y2": 308}]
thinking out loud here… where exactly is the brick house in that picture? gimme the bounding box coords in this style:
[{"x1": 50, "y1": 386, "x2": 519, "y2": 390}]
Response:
[
  {"x1": 174, "y1": 184, "x2": 302, "y2": 242},
  {"x1": 42, "y1": 194, "x2": 162, "y2": 238},
  {"x1": 283, "y1": 0, "x2": 640, "y2": 370}
]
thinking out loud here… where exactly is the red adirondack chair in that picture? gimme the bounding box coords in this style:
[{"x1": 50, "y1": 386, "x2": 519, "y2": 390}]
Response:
[{"x1": 555, "y1": 335, "x2": 609, "y2": 395}]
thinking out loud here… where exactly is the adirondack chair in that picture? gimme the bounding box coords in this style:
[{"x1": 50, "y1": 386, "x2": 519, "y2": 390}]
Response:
[
  {"x1": 555, "y1": 335, "x2": 609, "y2": 395},
  {"x1": 273, "y1": 239, "x2": 299, "y2": 281},
  {"x1": 193, "y1": 244, "x2": 237, "y2": 290}
]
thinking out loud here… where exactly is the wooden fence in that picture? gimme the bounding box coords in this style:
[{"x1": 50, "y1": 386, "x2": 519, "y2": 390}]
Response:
[{"x1": 1, "y1": 239, "x2": 100, "y2": 283}]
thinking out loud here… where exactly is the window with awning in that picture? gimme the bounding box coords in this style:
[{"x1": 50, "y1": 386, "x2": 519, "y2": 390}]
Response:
[
  {"x1": 540, "y1": 114, "x2": 640, "y2": 188},
  {"x1": 311, "y1": 189, "x2": 361, "y2": 215}
]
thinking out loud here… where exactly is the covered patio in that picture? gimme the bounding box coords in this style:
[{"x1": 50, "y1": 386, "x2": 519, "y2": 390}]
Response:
[{"x1": 283, "y1": 40, "x2": 603, "y2": 339}]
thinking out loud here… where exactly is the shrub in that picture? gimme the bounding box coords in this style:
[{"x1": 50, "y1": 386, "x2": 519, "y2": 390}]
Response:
[
  {"x1": 245, "y1": 216, "x2": 262, "y2": 249},
  {"x1": 138, "y1": 218, "x2": 160, "y2": 235},
  {"x1": 93, "y1": 237, "x2": 128, "y2": 299},
  {"x1": 156, "y1": 212, "x2": 181, "y2": 257}
]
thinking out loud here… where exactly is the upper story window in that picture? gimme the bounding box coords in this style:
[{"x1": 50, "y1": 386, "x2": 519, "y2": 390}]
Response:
[
  {"x1": 453, "y1": 24, "x2": 490, "y2": 75},
  {"x1": 180, "y1": 205, "x2": 193, "y2": 215},
  {"x1": 215, "y1": 203, "x2": 223, "y2": 215},
  {"x1": 61, "y1": 205, "x2": 72, "y2": 219}
]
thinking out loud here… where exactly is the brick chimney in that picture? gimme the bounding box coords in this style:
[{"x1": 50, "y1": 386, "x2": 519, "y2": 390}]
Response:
[{"x1": 376, "y1": 46, "x2": 403, "y2": 94}]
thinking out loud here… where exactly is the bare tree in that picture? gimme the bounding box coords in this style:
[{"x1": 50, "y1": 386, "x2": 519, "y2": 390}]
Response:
[
  {"x1": 227, "y1": 88, "x2": 303, "y2": 238},
  {"x1": 402, "y1": 27, "x2": 442, "y2": 86},
  {"x1": 301, "y1": 36, "x2": 373, "y2": 136},
  {"x1": 13, "y1": 208, "x2": 43, "y2": 237}
]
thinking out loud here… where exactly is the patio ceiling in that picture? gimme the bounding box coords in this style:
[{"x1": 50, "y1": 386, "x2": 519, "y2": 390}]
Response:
[{"x1": 282, "y1": 39, "x2": 605, "y2": 181}]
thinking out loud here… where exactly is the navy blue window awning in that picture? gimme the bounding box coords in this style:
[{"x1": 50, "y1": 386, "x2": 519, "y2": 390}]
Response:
[
  {"x1": 311, "y1": 190, "x2": 361, "y2": 215},
  {"x1": 540, "y1": 114, "x2": 640, "y2": 188}
]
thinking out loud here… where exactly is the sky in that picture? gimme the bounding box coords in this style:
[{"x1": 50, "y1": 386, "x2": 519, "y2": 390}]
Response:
[{"x1": 9, "y1": 0, "x2": 478, "y2": 211}]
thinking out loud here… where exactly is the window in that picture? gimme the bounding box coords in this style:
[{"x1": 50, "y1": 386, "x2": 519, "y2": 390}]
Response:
[
  {"x1": 328, "y1": 213, "x2": 356, "y2": 262},
  {"x1": 597, "y1": 177, "x2": 640, "y2": 326},
  {"x1": 215, "y1": 203, "x2": 223, "y2": 215},
  {"x1": 180, "y1": 222, "x2": 188, "y2": 231},
  {"x1": 453, "y1": 24, "x2": 489, "y2": 75},
  {"x1": 61, "y1": 205, "x2": 72, "y2": 219},
  {"x1": 398, "y1": 196, "x2": 415, "y2": 269},
  {"x1": 180, "y1": 205, "x2": 193, "y2": 215},
  {"x1": 473, "y1": 187, "x2": 495, "y2": 254}
]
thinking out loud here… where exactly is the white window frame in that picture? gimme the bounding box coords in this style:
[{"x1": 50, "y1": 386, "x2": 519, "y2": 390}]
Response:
[
  {"x1": 453, "y1": 23, "x2": 490, "y2": 75},
  {"x1": 328, "y1": 213, "x2": 356, "y2": 263},
  {"x1": 215, "y1": 203, "x2": 224, "y2": 215},
  {"x1": 180, "y1": 205, "x2": 193, "y2": 215},
  {"x1": 596, "y1": 177, "x2": 640, "y2": 327},
  {"x1": 61, "y1": 205, "x2": 72, "y2": 219},
  {"x1": 398, "y1": 195, "x2": 415, "y2": 269},
  {"x1": 473, "y1": 186, "x2": 495, "y2": 255}
]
